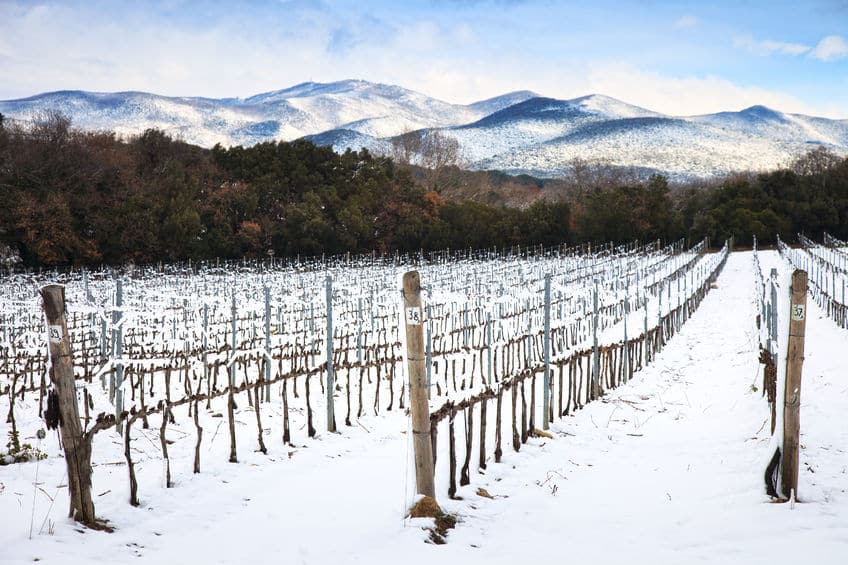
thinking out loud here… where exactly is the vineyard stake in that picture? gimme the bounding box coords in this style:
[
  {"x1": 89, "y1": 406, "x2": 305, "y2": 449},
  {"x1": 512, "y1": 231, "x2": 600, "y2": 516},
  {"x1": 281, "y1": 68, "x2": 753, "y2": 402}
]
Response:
[
  {"x1": 623, "y1": 275, "x2": 629, "y2": 383},
  {"x1": 357, "y1": 297, "x2": 363, "y2": 368},
  {"x1": 525, "y1": 298, "x2": 532, "y2": 368},
  {"x1": 781, "y1": 269, "x2": 808, "y2": 499},
  {"x1": 402, "y1": 271, "x2": 436, "y2": 499},
  {"x1": 230, "y1": 292, "x2": 237, "y2": 388},
  {"x1": 486, "y1": 311, "x2": 493, "y2": 386},
  {"x1": 114, "y1": 278, "x2": 124, "y2": 434},
  {"x1": 264, "y1": 286, "x2": 272, "y2": 402},
  {"x1": 203, "y1": 303, "x2": 209, "y2": 387},
  {"x1": 642, "y1": 278, "x2": 648, "y2": 365},
  {"x1": 325, "y1": 276, "x2": 336, "y2": 432},
  {"x1": 657, "y1": 280, "x2": 663, "y2": 352},
  {"x1": 425, "y1": 303, "x2": 432, "y2": 397},
  {"x1": 769, "y1": 269, "x2": 778, "y2": 355},
  {"x1": 592, "y1": 279, "x2": 600, "y2": 399},
  {"x1": 543, "y1": 273, "x2": 551, "y2": 429}
]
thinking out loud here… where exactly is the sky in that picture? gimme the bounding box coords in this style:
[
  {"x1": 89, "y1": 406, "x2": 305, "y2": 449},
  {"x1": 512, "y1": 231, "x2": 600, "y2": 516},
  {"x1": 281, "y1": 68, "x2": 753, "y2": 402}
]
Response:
[{"x1": 0, "y1": 0, "x2": 846, "y2": 118}]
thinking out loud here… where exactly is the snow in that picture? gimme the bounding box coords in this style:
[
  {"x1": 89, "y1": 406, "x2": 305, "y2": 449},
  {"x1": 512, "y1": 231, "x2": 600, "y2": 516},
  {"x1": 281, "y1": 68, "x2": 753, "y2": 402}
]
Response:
[
  {"x1": 2, "y1": 250, "x2": 847, "y2": 564},
  {"x1": 1, "y1": 81, "x2": 845, "y2": 179}
]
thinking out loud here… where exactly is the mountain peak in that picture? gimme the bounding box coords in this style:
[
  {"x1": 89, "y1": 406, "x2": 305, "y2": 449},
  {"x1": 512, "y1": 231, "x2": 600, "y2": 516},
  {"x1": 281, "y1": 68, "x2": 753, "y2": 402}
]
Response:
[
  {"x1": 567, "y1": 94, "x2": 661, "y2": 118},
  {"x1": 467, "y1": 90, "x2": 540, "y2": 115},
  {"x1": 739, "y1": 105, "x2": 784, "y2": 118}
]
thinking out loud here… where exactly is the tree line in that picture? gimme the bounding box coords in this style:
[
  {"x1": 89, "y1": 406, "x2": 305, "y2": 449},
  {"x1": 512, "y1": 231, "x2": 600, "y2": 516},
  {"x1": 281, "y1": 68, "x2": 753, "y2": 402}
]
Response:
[{"x1": 0, "y1": 112, "x2": 846, "y2": 267}]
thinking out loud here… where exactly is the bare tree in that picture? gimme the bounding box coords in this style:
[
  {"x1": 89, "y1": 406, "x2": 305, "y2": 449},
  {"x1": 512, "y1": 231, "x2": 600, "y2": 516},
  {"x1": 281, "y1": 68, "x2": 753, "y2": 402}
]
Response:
[
  {"x1": 420, "y1": 130, "x2": 461, "y2": 190},
  {"x1": 390, "y1": 128, "x2": 423, "y2": 166},
  {"x1": 0, "y1": 242, "x2": 20, "y2": 273},
  {"x1": 791, "y1": 146, "x2": 844, "y2": 177},
  {"x1": 30, "y1": 110, "x2": 72, "y2": 145}
]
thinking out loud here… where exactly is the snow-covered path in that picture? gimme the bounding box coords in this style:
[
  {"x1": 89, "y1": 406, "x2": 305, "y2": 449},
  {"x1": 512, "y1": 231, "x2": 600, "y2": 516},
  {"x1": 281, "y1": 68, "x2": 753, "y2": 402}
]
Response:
[
  {"x1": 436, "y1": 251, "x2": 848, "y2": 564},
  {"x1": 3, "y1": 251, "x2": 847, "y2": 564}
]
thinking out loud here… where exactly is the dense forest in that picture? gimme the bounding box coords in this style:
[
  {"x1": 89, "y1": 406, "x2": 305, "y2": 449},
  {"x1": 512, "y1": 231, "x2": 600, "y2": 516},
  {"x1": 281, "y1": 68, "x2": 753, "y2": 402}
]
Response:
[{"x1": 1, "y1": 112, "x2": 847, "y2": 267}]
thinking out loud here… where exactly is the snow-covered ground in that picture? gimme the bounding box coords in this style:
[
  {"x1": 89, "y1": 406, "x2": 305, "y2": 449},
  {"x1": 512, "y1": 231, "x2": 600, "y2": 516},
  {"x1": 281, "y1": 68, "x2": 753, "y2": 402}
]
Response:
[{"x1": 2, "y1": 251, "x2": 847, "y2": 564}]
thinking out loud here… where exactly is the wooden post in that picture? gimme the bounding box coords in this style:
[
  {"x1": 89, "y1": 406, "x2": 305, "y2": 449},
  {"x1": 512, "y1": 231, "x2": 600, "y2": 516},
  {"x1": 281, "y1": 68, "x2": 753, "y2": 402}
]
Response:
[
  {"x1": 657, "y1": 280, "x2": 663, "y2": 351},
  {"x1": 230, "y1": 292, "x2": 237, "y2": 388},
  {"x1": 592, "y1": 279, "x2": 600, "y2": 399},
  {"x1": 325, "y1": 276, "x2": 336, "y2": 432},
  {"x1": 525, "y1": 298, "x2": 532, "y2": 369},
  {"x1": 543, "y1": 273, "x2": 551, "y2": 429},
  {"x1": 781, "y1": 269, "x2": 807, "y2": 500},
  {"x1": 116, "y1": 279, "x2": 125, "y2": 432},
  {"x1": 403, "y1": 271, "x2": 436, "y2": 499},
  {"x1": 264, "y1": 286, "x2": 271, "y2": 402},
  {"x1": 203, "y1": 302, "x2": 209, "y2": 391},
  {"x1": 486, "y1": 311, "x2": 493, "y2": 386},
  {"x1": 623, "y1": 275, "x2": 629, "y2": 382},
  {"x1": 41, "y1": 285, "x2": 114, "y2": 527},
  {"x1": 357, "y1": 297, "x2": 364, "y2": 368},
  {"x1": 425, "y1": 304, "x2": 432, "y2": 397}
]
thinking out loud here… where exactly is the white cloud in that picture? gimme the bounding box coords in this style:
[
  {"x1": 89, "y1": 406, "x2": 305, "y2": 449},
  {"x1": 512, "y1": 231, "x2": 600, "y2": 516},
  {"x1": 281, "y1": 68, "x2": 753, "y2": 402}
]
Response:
[
  {"x1": 0, "y1": 3, "x2": 844, "y2": 119},
  {"x1": 733, "y1": 36, "x2": 810, "y2": 56},
  {"x1": 382, "y1": 58, "x2": 833, "y2": 117},
  {"x1": 811, "y1": 35, "x2": 848, "y2": 61},
  {"x1": 673, "y1": 15, "x2": 699, "y2": 29},
  {"x1": 579, "y1": 63, "x2": 823, "y2": 117}
]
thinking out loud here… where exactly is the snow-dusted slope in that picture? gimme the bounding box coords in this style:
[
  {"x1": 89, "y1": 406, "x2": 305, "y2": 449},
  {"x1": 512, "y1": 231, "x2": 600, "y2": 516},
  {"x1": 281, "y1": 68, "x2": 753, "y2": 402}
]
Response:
[
  {"x1": 1, "y1": 81, "x2": 846, "y2": 179},
  {"x1": 473, "y1": 113, "x2": 823, "y2": 179},
  {"x1": 446, "y1": 100, "x2": 847, "y2": 179},
  {"x1": 314, "y1": 92, "x2": 848, "y2": 180},
  {"x1": 446, "y1": 94, "x2": 662, "y2": 164},
  {"x1": 0, "y1": 80, "x2": 530, "y2": 148}
]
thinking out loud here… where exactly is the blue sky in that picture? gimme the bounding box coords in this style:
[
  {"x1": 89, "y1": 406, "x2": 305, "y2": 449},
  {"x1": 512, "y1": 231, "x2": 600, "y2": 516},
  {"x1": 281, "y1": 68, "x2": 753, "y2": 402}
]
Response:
[{"x1": 0, "y1": 0, "x2": 846, "y2": 117}]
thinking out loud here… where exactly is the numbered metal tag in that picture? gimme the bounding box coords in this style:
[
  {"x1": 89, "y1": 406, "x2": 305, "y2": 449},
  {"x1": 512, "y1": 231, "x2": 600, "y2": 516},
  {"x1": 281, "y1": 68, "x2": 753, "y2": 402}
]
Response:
[
  {"x1": 791, "y1": 304, "x2": 805, "y2": 321},
  {"x1": 48, "y1": 325, "x2": 63, "y2": 344},
  {"x1": 406, "y1": 306, "x2": 422, "y2": 326}
]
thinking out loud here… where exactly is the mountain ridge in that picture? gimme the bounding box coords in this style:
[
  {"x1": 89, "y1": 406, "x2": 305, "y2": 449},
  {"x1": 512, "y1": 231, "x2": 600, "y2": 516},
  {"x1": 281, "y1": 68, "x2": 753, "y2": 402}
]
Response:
[{"x1": 1, "y1": 80, "x2": 845, "y2": 180}]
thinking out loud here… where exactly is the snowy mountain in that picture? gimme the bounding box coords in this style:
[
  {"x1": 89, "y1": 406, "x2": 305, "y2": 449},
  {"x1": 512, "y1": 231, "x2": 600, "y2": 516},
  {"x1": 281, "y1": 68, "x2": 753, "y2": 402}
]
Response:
[
  {"x1": 1, "y1": 80, "x2": 845, "y2": 179},
  {"x1": 386, "y1": 95, "x2": 847, "y2": 180},
  {"x1": 0, "y1": 80, "x2": 536, "y2": 148}
]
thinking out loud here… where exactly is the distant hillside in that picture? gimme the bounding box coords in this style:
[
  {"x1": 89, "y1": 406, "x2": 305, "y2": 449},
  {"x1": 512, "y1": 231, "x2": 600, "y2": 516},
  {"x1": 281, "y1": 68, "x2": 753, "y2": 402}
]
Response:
[
  {"x1": 0, "y1": 80, "x2": 535, "y2": 148},
  {"x1": 1, "y1": 80, "x2": 846, "y2": 180}
]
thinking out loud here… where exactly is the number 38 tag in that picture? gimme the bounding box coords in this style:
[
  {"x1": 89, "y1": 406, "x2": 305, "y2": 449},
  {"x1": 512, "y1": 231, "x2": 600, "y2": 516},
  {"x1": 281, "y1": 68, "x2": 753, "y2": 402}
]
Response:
[
  {"x1": 406, "y1": 307, "x2": 422, "y2": 326},
  {"x1": 48, "y1": 325, "x2": 63, "y2": 343}
]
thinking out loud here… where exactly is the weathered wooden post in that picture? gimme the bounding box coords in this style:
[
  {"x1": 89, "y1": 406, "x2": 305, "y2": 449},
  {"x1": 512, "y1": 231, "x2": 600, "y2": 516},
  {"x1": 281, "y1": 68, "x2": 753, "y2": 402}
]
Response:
[
  {"x1": 676, "y1": 272, "x2": 682, "y2": 326},
  {"x1": 41, "y1": 285, "x2": 114, "y2": 527},
  {"x1": 402, "y1": 271, "x2": 436, "y2": 499},
  {"x1": 203, "y1": 302, "x2": 209, "y2": 386},
  {"x1": 592, "y1": 279, "x2": 600, "y2": 399},
  {"x1": 264, "y1": 286, "x2": 272, "y2": 402},
  {"x1": 781, "y1": 269, "x2": 808, "y2": 500},
  {"x1": 486, "y1": 311, "x2": 493, "y2": 386},
  {"x1": 100, "y1": 310, "x2": 107, "y2": 367},
  {"x1": 309, "y1": 299, "x2": 316, "y2": 366},
  {"x1": 543, "y1": 273, "x2": 552, "y2": 429},
  {"x1": 525, "y1": 298, "x2": 532, "y2": 368},
  {"x1": 425, "y1": 303, "x2": 432, "y2": 397},
  {"x1": 230, "y1": 292, "x2": 237, "y2": 387},
  {"x1": 114, "y1": 279, "x2": 124, "y2": 434},
  {"x1": 623, "y1": 275, "x2": 629, "y2": 382},
  {"x1": 357, "y1": 297, "x2": 364, "y2": 368},
  {"x1": 769, "y1": 269, "x2": 778, "y2": 353},
  {"x1": 325, "y1": 276, "x2": 336, "y2": 432},
  {"x1": 657, "y1": 279, "x2": 663, "y2": 352}
]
